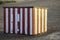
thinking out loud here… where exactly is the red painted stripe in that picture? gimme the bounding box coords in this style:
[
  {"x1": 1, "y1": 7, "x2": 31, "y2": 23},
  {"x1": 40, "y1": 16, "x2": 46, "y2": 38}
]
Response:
[
  {"x1": 4, "y1": 8, "x2": 6, "y2": 33},
  {"x1": 22, "y1": 8, "x2": 25, "y2": 34},
  {"x1": 32, "y1": 8, "x2": 35, "y2": 34},
  {"x1": 27, "y1": 8, "x2": 30, "y2": 35},
  {"x1": 18, "y1": 8, "x2": 20, "y2": 34},
  {"x1": 13, "y1": 8, "x2": 15, "y2": 34},
  {"x1": 8, "y1": 8, "x2": 10, "y2": 33}
]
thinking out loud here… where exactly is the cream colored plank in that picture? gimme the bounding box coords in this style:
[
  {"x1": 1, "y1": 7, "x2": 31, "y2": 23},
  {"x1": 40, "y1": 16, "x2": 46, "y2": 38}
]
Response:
[
  {"x1": 34, "y1": 8, "x2": 38, "y2": 34},
  {"x1": 45, "y1": 9, "x2": 47, "y2": 32},
  {"x1": 42, "y1": 8, "x2": 45, "y2": 33}
]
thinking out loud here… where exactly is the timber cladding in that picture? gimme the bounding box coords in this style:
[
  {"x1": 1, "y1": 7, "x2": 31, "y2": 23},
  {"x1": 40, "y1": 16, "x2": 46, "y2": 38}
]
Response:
[{"x1": 4, "y1": 7, "x2": 47, "y2": 35}]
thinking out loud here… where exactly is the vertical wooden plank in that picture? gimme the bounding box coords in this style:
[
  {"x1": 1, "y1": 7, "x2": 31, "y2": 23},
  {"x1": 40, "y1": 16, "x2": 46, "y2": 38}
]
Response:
[
  {"x1": 42, "y1": 8, "x2": 45, "y2": 33},
  {"x1": 15, "y1": 8, "x2": 19, "y2": 34},
  {"x1": 44, "y1": 8, "x2": 45, "y2": 32},
  {"x1": 40, "y1": 8, "x2": 42, "y2": 33},
  {"x1": 25, "y1": 8, "x2": 28, "y2": 35},
  {"x1": 44, "y1": 8, "x2": 47, "y2": 32},
  {"x1": 34, "y1": 7, "x2": 38, "y2": 35},
  {"x1": 30, "y1": 8, "x2": 33, "y2": 35},
  {"x1": 10, "y1": 8, "x2": 13, "y2": 33},
  {"x1": 13, "y1": 8, "x2": 15, "y2": 34},
  {"x1": 32, "y1": 8, "x2": 35, "y2": 35},
  {"x1": 4, "y1": 8, "x2": 6, "y2": 33},
  {"x1": 5, "y1": 8, "x2": 9, "y2": 33},
  {"x1": 20, "y1": 8, "x2": 23, "y2": 34},
  {"x1": 27, "y1": 8, "x2": 30, "y2": 35},
  {"x1": 18, "y1": 8, "x2": 20, "y2": 34},
  {"x1": 8, "y1": 8, "x2": 10, "y2": 33},
  {"x1": 22, "y1": 8, "x2": 25, "y2": 34},
  {"x1": 38, "y1": 8, "x2": 40, "y2": 34}
]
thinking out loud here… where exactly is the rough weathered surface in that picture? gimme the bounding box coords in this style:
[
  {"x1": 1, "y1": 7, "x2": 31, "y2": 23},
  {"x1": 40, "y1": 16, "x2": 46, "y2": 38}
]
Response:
[{"x1": 0, "y1": 31, "x2": 60, "y2": 40}]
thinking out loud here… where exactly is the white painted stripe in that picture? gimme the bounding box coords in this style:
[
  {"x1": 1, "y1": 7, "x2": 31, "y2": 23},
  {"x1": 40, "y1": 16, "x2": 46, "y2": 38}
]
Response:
[
  {"x1": 6, "y1": 8, "x2": 8, "y2": 33},
  {"x1": 25, "y1": 8, "x2": 28, "y2": 34},
  {"x1": 30, "y1": 8, "x2": 32, "y2": 35},
  {"x1": 20, "y1": 8, "x2": 23, "y2": 34},
  {"x1": 10, "y1": 8, "x2": 13, "y2": 33},
  {"x1": 42, "y1": 8, "x2": 44, "y2": 33},
  {"x1": 17, "y1": 14, "x2": 20, "y2": 22},
  {"x1": 17, "y1": 14, "x2": 19, "y2": 32},
  {"x1": 15, "y1": 8, "x2": 18, "y2": 34}
]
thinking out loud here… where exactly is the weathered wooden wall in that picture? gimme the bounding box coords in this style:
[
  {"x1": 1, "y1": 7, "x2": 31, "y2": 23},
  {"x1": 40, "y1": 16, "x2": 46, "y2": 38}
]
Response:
[{"x1": 0, "y1": 0, "x2": 60, "y2": 32}]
